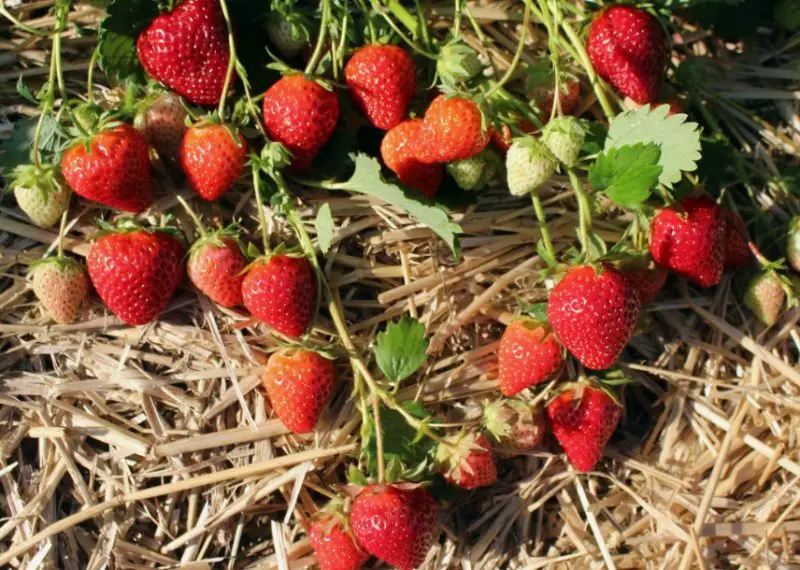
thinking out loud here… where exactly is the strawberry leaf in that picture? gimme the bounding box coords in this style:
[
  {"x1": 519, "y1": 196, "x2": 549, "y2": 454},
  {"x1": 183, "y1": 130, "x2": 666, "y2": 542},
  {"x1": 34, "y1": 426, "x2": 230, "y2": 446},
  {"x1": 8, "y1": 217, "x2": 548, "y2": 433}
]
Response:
[
  {"x1": 605, "y1": 105, "x2": 701, "y2": 189},
  {"x1": 99, "y1": 0, "x2": 160, "y2": 84},
  {"x1": 373, "y1": 316, "x2": 429, "y2": 384},
  {"x1": 0, "y1": 116, "x2": 61, "y2": 169},
  {"x1": 518, "y1": 301, "x2": 548, "y2": 323},
  {"x1": 364, "y1": 401, "x2": 436, "y2": 482},
  {"x1": 589, "y1": 143, "x2": 663, "y2": 208},
  {"x1": 314, "y1": 203, "x2": 334, "y2": 255}
]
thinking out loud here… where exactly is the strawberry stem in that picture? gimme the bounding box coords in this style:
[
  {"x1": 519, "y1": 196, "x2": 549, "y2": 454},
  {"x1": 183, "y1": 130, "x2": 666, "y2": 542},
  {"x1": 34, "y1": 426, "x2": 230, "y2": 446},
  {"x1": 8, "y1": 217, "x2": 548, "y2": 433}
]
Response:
[
  {"x1": 176, "y1": 195, "x2": 208, "y2": 240},
  {"x1": 305, "y1": 0, "x2": 331, "y2": 75},
  {"x1": 86, "y1": 44, "x2": 100, "y2": 105},
  {"x1": 372, "y1": 3, "x2": 437, "y2": 60},
  {"x1": 251, "y1": 165, "x2": 272, "y2": 254},
  {"x1": 384, "y1": 0, "x2": 419, "y2": 37},
  {"x1": 483, "y1": 0, "x2": 530, "y2": 99},
  {"x1": 567, "y1": 167, "x2": 593, "y2": 260},
  {"x1": 531, "y1": 193, "x2": 556, "y2": 261},
  {"x1": 217, "y1": 0, "x2": 237, "y2": 118},
  {"x1": 371, "y1": 393, "x2": 386, "y2": 482},
  {"x1": 56, "y1": 211, "x2": 67, "y2": 259},
  {"x1": 354, "y1": 0, "x2": 377, "y2": 44}
]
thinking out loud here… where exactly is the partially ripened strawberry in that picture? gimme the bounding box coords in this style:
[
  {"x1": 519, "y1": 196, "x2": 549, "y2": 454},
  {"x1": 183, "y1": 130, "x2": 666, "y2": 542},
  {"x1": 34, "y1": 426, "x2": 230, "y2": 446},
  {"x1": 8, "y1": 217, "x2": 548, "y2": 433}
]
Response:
[
  {"x1": 29, "y1": 257, "x2": 89, "y2": 324},
  {"x1": 261, "y1": 348, "x2": 335, "y2": 434},
  {"x1": 10, "y1": 164, "x2": 71, "y2": 228},
  {"x1": 87, "y1": 224, "x2": 184, "y2": 325},
  {"x1": 788, "y1": 217, "x2": 800, "y2": 273},
  {"x1": 179, "y1": 123, "x2": 248, "y2": 201},
  {"x1": 587, "y1": 5, "x2": 667, "y2": 104},
  {"x1": 345, "y1": 44, "x2": 416, "y2": 130},
  {"x1": 381, "y1": 119, "x2": 443, "y2": 198},
  {"x1": 187, "y1": 228, "x2": 246, "y2": 308},
  {"x1": 242, "y1": 253, "x2": 317, "y2": 338},
  {"x1": 547, "y1": 384, "x2": 622, "y2": 472},
  {"x1": 498, "y1": 317, "x2": 563, "y2": 396},
  {"x1": 745, "y1": 270, "x2": 785, "y2": 327},
  {"x1": 547, "y1": 265, "x2": 640, "y2": 370},
  {"x1": 351, "y1": 484, "x2": 437, "y2": 570},
  {"x1": 619, "y1": 255, "x2": 668, "y2": 304},
  {"x1": 484, "y1": 399, "x2": 546, "y2": 454},
  {"x1": 649, "y1": 195, "x2": 725, "y2": 288},
  {"x1": 418, "y1": 95, "x2": 489, "y2": 164},
  {"x1": 134, "y1": 92, "x2": 187, "y2": 161},
  {"x1": 435, "y1": 433, "x2": 497, "y2": 489},
  {"x1": 722, "y1": 209, "x2": 752, "y2": 269},
  {"x1": 137, "y1": 0, "x2": 234, "y2": 106},
  {"x1": 262, "y1": 75, "x2": 340, "y2": 172},
  {"x1": 61, "y1": 124, "x2": 153, "y2": 213},
  {"x1": 309, "y1": 512, "x2": 368, "y2": 570},
  {"x1": 506, "y1": 136, "x2": 557, "y2": 196}
]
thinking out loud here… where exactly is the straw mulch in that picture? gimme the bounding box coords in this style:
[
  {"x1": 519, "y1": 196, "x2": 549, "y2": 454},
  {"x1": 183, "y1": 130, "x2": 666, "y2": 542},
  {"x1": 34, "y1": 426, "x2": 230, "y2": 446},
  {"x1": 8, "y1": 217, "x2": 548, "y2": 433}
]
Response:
[{"x1": 1, "y1": 1, "x2": 799, "y2": 569}]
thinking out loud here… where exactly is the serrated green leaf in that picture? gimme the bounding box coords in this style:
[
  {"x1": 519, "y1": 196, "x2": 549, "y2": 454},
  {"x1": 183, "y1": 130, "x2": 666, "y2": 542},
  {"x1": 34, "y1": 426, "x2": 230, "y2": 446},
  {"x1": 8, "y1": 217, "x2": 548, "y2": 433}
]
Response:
[
  {"x1": 314, "y1": 203, "x2": 334, "y2": 255},
  {"x1": 346, "y1": 465, "x2": 368, "y2": 486},
  {"x1": 16, "y1": 77, "x2": 38, "y2": 105},
  {"x1": 589, "y1": 143, "x2": 662, "y2": 208},
  {"x1": 518, "y1": 300, "x2": 548, "y2": 323},
  {"x1": 0, "y1": 116, "x2": 61, "y2": 169},
  {"x1": 365, "y1": 401, "x2": 435, "y2": 481},
  {"x1": 373, "y1": 316, "x2": 429, "y2": 384},
  {"x1": 99, "y1": 0, "x2": 160, "y2": 83},
  {"x1": 605, "y1": 105, "x2": 701, "y2": 189},
  {"x1": 332, "y1": 154, "x2": 462, "y2": 254}
]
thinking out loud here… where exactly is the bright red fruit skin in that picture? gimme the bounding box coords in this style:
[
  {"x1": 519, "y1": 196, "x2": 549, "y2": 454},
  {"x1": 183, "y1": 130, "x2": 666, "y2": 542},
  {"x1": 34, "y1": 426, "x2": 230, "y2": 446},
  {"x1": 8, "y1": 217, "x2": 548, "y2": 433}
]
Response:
[
  {"x1": 187, "y1": 239, "x2": 246, "y2": 307},
  {"x1": 262, "y1": 75, "x2": 340, "y2": 172},
  {"x1": 498, "y1": 318, "x2": 563, "y2": 396},
  {"x1": 61, "y1": 124, "x2": 153, "y2": 213},
  {"x1": 547, "y1": 265, "x2": 640, "y2": 370},
  {"x1": 309, "y1": 516, "x2": 368, "y2": 570},
  {"x1": 418, "y1": 95, "x2": 489, "y2": 164},
  {"x1": 136, "y1": 0, "x2": 233, "y2": 106},
  {"x1": 547, "y1": 386, "x2": 621, "y2": 472},
  {"x1": 351, "y1": 484, "x2": 437, "y2": 570},
  {"x1": 87, "y1": 230, "x2": 184, "y2": 325},
  {"x1": 649, "y1": 196, "x2": 725, "y2": 288},
  {"x1": 621, "y1": 261, "x2": 668, "y2": 304},
  {"x1": 261, "y1": 349, "x2": 335, "y2": 434},
  {"x1": 587, "y1": 5, "x2": 667, "y2": 104},
  {"x1": 180, "y1": 124, "x2": 248, "y2": 201},
  {"x1": 722, "y1": 210, "x2": 752, "y2": 268},
  {"x1": 345, "y1": 45, "x2": 416, "y2": 130},
  {"x1": 381, "y1": 119, "x2": 443, "y2": 198},
  {"x1": 444, "y1": 435, "x2": 498, "y2": 490},
  {"x1": 242, "y1": 254, "x2": 316, "y2": 338}
]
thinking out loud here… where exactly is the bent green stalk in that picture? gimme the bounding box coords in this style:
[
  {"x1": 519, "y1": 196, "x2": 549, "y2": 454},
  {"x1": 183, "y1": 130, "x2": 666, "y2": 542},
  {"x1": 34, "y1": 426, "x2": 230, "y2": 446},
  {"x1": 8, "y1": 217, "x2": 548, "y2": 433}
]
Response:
[{"x1": 567, "y1": 168, "x2": 593, "y2": 260}]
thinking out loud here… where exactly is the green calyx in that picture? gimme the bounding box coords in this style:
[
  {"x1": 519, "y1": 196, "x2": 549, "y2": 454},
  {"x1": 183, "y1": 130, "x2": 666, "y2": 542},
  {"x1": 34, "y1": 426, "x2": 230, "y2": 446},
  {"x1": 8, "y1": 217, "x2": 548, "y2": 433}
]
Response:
[
  {"x1": 93, "y1": 216, "x2": 182, "y2": 241},
  {"x1": 188, "y1": 225, "x2": 243, "y2": 257},
  {"x1": 28, "y1": 255, "x2": 84, "y2": 276},
  {"x1": 9, "y1": 163, "x2": 63, "y2": 203},
  {"x1": 437, "y1": 41, "x2": 483, "y2": 87}
]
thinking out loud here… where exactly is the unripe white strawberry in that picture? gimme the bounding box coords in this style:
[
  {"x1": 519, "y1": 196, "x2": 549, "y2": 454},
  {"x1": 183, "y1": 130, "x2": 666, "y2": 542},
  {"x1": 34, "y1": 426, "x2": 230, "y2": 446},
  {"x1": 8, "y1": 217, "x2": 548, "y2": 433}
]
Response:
[
  {"x1": 448, "y1": 156, "x2": 486, "y2": 190},
  {"x1": 437, "y1": 42, "x2": 483, "y2": 87},
  {"x1": 11, "y1": 164, "x2": 71, "y2": 228},
  {"x1": 541, "y1": 116, "x2": 585, "y2": 167},
  {"x1": 506, "y1": 137, "x2": 557, "y2": 196},
  {"x1": 745, "y1": 270, "x2": 785, "y2": 327},
  {"x1": 134, "y1": 92, "x2": 187, "y2": 162},
  {"x1": 29, "y1": 257, "x2": 89, "y2": 324},
  {"x1": 265, "y1": 17, "x2": 309, "y2": 58}
]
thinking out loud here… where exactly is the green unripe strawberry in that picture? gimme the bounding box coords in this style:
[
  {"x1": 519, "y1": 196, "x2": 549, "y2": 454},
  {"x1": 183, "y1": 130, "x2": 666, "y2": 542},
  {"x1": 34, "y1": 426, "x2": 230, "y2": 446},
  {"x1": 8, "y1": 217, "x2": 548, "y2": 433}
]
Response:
[
  {"x1": 265, "y1": 16, "x2": 309, "y2": 58},
  {"x1": 541, "y1": 116, "x2": 585, "y2": 167},
  {"x1": 448, "y1": 155, "x2": 486, "y2": 190},
  {"x1": 10, "y1": 164, "x2": 71, "y2": 228},
  {"x1": 787, "y1": 217, "x2": 800, "y2": 273},
  {"x1": 506, "y1": 137, "x2": 557, "y2": 196},
  {"x1": 437, "y1": 42, "x2": 483, "y2": 87},
  {"x1": 745, "y1": 270, "x2": 785, "y2": 327}
]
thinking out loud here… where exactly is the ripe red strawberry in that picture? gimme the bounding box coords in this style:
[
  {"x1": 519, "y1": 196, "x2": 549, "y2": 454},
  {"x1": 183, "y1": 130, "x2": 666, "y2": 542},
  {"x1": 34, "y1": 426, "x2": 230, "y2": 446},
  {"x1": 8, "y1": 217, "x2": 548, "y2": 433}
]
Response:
[
  {"x1": 350, "y1": 484, "x2": 437, "y2": 570},
  {"x1": 547, "y1": 384, "x2": 622, "y2": 472},
  {"x1": 242, "y1": 253, "x2": 317, "y2": 338},
  {"x1": 137, "y1": 0, "x2": 233, "y2": 106},
  {"x1": 134, "y1": 92, "x2": 187, "y2": 161},
  {"x1": 418, "y1": 95, "x2": 489, "y2": 164},
  {"x1": 187, "y1": 229, "x2": 246, "y2": 308},
  {"x1": 87, "y1": 226, "x2": 184, "y2": 325},
  {"x1": 649, "y1": 195, "x2": 725, "y2": 288},
  {"x1": 179, "y1": 123, "x2": 248, "y2": 201},
  {"x1": 619, "y1": 256, "x2": 668, "y2": 304},
  {"x1": 436, "y1": 433, "x2": 497, "y2": 489},
  {"x1": 497, "y1": 317, "x2": 563, "y2": 396},
  {"x1": 380, "y1": 119, "x2": 443, "y2": 198},
  {"x1": 547, "y1": 265, "x2": 640, "y2": 370},
  {"x1": 261, "y1": 348, "x2": 335, "y2": 434},
  {"x1": 61, "y1": 124, "x2": 153, "y2": 213},
  {"x1": 587, "y1": 5, "x2": 667, "y2": 104},
  {"x1": 484, "y1": 399, "x2": 546, "y2": 454},
  {"x1": 309, "y1": 513, "x2": 368, "y2": 570},
  {"x1": 722, "y1": 209, "x2": 751, "y2": 269},
  {"x1": 345, "y1": 45, "x2": 415, "y2": 130},
  {"x1": 262, "y1": 75, "x2": 340, "y2": 172},
  {"x1": 29, "y1": 257, "x2": 89, "y2": 324}
]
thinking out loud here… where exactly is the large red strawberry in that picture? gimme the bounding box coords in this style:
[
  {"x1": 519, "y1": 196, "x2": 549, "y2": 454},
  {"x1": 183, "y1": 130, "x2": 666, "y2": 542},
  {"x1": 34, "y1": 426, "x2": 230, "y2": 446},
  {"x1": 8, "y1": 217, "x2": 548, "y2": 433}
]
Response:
[
  {"x1": 61, "y1": 124, "x2": 153, "y2": 213},
  {"x1": 242, "y1": 253, "x2": 317, "y2": 338},
  {"x1": 649, "y1": 195, "x2": 725, "y2": 288},
  {"x1": 187, "y1": 228, "x2": 246, "y2": 308},
  {"x1": 87, "y1": 225, "x2": 184, "y2": 325},
  {"x1": 29, "y1": 257, "x2": 89, "y2": 324},
  {"x1": 309, "y1": 513, "x2": 368, "y2": 570},
  {"x1": 262, "y1": 75, "x2": 339, "y2": 172},
  {"x1": 136, "y1": 0, "x2": 233, "y2": 106},
  {"x1": 435, "y1": 433, "x2": 497, "y2": 489},
  {"x1": 484, "y1": 399, "x2": 546, "y2": 454},
  {"x1": 345, "y1": 45, "x2": 415, "y2": 130},
  {"x1": 722, "y1": 209, "x2": 752, "y2": 268},
  {"x1": 134, "y1": 92, "x2": 187, "y2": 161},
  {"x1": 261, "y1": 348, "x2": 335, "y2": 434},
  {"x1": 619, "y1": 256, "x2": 668, "y2": 304},
  {"x1": 418, "y1": 95, "x2": 489, "y2": 164},
  {"x1": 380, "y1": 119, "x2": 443, "y2": 198},
  {"x1": 547, "y1": 265, "x2": 640, "y2": 370},
  {"x1": 179, "y1": 123, "x2": 248, "y2": 201},
  {"x1": 587, "y1": 5, "x2": 667, "y2": 104},
  {"x1": 350, "y1": 484, "x2": 437, "y2": 570},
  {"x1": 497, "y1": 317, "x2": 563, "y2": 396},
  {"x1": 547, "y1": 384, "x2": 621, "y2": 472}
]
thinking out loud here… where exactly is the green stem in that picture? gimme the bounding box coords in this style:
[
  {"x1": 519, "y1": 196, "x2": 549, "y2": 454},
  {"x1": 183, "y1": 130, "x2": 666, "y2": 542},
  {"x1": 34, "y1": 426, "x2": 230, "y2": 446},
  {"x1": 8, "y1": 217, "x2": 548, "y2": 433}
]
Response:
[
  {"x1": 568, "y1": 168, "x2": 593, "y2": 260},
  {"x1": 176, "y1": 195, "x2": 208, "y2": 239},
  {"x1": 217, "y1": 0, "x2": 237, "y2": 118},
  {"x1": 86, "y1": 44, "x2": 100, "y2": 105},
  {"x1": 560, "y1": 17, "x2": 615, "y2": 120},
  {"x1": 385, "y1": 0, "x2": 418, "y2": 37},
  {"x1": 305, "y1": 0, "x2": 331, "y2": 75},
  {"x1": 355, "y1": 0, "x2": 376, "y2": 44},
  {"x1": 371, "y1": 393, "x2": 386, "y2": 482},
  {"x1": 56, "y1": 210, "x2": 67, "y2": 259},
  {"x1": 532, "y1": 193, "x2": 556, "y2": 260},
  {"x1": 453, "y1": 0, "x2": 463, "y2": 38},
  {"x1": 251, "y1": 166, "x2": 272, "y2": 253},
  {"x1": 483, "y1": 0, "x2": 530, "y2": 99},
  {"x1": 413, "y1": 0, "x2": 431, "y2": 49},
  {"x1": 0, "y1": 4, "x2": 50, "y2": 35},
  {"x1": 375, "y1": 7, "x2": 437, "y2": 59}
]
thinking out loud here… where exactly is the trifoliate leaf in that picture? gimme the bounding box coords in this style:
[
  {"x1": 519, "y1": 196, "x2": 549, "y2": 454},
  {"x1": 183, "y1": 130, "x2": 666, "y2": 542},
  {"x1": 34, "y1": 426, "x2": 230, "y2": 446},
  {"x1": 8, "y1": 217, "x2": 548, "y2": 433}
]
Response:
[
  {"x1": 99, "y1": 0, "x2": 160, "y2": 83},
  {"x1": 314, "y1": 203, "x2": 334, "y2": 254},
  {"x1": 605, "y1": 105, "x2": 701, "y2": 189},
  {"x1": 589, "y1": 143, "x2": 663, "y2": 207},
  {"x1": 0, "y1": 116, "x2": 61, "y2": 169},
  {"x1": 364, "y1": 401, "x2": 436, "y2": 481},
  {"x1": 332, "y1": 154, "x2": 462, "y2": 254},
  {"x1": 373, "y1": 316, "x2": 429, "y2": 384}
]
